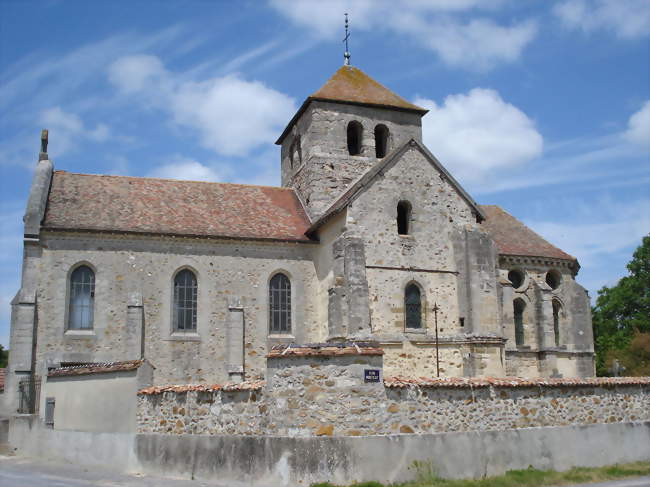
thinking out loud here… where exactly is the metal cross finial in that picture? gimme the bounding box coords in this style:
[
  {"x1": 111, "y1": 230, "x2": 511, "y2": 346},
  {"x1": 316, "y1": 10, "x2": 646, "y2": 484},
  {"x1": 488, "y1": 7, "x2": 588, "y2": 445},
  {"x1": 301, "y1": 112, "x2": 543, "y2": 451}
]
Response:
[{"x1": 343, "y1": 13, "x2": 351, "y2": 65}]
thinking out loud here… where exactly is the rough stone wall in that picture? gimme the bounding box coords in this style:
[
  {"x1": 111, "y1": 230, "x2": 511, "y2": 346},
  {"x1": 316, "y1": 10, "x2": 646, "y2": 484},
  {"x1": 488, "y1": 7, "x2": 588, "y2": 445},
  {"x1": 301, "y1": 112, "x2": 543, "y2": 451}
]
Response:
[
  {"x1": 283, "y1": 101, "x2": 423, "y2": 219},
  {"x1": 335, "y1": 144, "x2": 502, "y2": 376},
  {"x1": 498, "y1": 256, "x2": 595, "y2": 378},
  {"x1": 32, "y1": 232, "x2": 321, "y2": 386},
  {"x1": 381, "y1": 340, "x2": 504, "y2": 378},
  {"x1": 137, "y1": 355, "x2": 649, "y2": 437}
]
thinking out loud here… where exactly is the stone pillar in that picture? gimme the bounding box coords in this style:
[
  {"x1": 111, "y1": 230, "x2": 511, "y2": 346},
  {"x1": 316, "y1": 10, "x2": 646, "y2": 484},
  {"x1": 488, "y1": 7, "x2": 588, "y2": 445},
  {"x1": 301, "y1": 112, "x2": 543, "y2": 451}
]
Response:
[
  {"x1": 226, "y1": 299, "x2": 245, "y2": 383},
  {"x1": 126, "y1": 292, "x2": 144, "y2": 360},
  {"x1": 327, "y1": 235, "x2": 371, "y2": 341}
]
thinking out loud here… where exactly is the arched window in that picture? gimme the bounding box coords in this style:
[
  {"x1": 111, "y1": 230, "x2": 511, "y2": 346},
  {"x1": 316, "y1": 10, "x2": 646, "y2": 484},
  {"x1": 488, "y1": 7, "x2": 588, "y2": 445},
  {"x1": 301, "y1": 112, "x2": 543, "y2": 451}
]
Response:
[
  {"x1": 397, "y1": 201, "x2": 411, "y2": 235},
  {"x1": 347, "y1": 121, "x2": 363, "y2": 155},
  {"x1": 270, "y1": 273, "x2": 291, "y2": 333},
  {"x1": 552, "y1": 299, "x2": 561, "y2": 347},
  {"x1": 374, "y1": 124, "x2": 389, "y2": 158},
  {"x1": 290, "y1": 135, "x2": 301, "y2": 169},
  {"x1": 68, "y1": 265, "x2": 95, "y2": 330},
  {"x1": 546, "y1": 269, "x2": 561, "y2": 290},
  {"x1": 513, "y1": 298, "x2": 525, "y2": 346},
  {"x1": 405, "y1": 283, "x2": 422, "y2": 329},
  {"x1": 173, "y1": 269, "x2": 197, "y2": 331}
]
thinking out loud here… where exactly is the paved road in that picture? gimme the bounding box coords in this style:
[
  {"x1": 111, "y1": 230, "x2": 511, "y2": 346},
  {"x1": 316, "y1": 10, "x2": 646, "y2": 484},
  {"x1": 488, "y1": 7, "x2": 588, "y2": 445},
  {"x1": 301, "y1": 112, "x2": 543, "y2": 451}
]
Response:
[
  {"x1": 572, "y1": 479, "x2": 650, "y2": 487},
  {"x1": 0, "y1": 455, "x2": 229, "y2": 487},
  {"x1": 1, "y1": 454, "x2": 649, "y2": 487}
]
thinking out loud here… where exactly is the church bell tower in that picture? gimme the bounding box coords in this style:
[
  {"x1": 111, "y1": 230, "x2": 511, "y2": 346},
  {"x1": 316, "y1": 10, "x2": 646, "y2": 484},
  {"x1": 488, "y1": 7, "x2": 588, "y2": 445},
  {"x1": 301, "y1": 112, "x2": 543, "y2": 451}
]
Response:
[{"x1": 275, "y1": 65, "x2": 428, "y2": 220}]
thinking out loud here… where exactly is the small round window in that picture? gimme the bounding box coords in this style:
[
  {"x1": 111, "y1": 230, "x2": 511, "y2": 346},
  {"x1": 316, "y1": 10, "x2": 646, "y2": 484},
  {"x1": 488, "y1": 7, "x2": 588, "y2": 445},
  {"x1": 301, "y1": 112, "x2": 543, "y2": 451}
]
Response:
[
  {"x1": 546, "y1": 270, "x2": 561, "y2": 290},
  {"x1": 508, "y1": 269, "x2": 524, "y2": 289}
]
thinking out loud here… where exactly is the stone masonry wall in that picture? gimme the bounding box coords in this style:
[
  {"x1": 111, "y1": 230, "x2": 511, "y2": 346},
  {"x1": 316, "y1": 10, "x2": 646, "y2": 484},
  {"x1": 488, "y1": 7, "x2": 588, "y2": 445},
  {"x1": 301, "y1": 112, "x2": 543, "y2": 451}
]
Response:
[{"x1": 137, "y1": 351, "x2": 650, "y2": 438}]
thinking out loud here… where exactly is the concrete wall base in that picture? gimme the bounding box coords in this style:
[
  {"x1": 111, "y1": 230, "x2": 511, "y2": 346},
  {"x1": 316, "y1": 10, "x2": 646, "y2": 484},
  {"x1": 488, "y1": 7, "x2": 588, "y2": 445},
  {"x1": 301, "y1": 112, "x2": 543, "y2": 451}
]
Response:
[
  {"x1": 9, "y1": 417, "x2": 650, "y2": 486},
  {"x1": 8, "y1": 416, "x2": 137, "y2": 471}
]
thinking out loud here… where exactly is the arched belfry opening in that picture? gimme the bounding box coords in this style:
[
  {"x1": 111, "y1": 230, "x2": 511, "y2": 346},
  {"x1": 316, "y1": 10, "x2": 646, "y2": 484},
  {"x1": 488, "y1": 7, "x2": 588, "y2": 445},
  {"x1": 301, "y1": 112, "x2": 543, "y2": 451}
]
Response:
[
  {"x1": 347, "y1": 121, "x2": 363, "y2": 155},
  {"x1": 374, "y1": 124, "x2": 389, "y2": 158},
  {"x1": 397, "y1": 201, "x2": 411, "y2": 235}
]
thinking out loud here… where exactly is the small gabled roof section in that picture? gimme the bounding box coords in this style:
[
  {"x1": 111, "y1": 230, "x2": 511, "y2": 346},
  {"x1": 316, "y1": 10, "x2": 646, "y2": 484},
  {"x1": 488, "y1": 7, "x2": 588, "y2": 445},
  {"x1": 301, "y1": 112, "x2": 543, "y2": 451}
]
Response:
[
  {"x1": 480, "y1": 205, "x2": 576, "y2": 262},
  {"x1": 307, "y1": 138, "x2": 486, "y2": 236},
  {"x1": 276, "y1": 65, "x2": 427, "y2": 144}
]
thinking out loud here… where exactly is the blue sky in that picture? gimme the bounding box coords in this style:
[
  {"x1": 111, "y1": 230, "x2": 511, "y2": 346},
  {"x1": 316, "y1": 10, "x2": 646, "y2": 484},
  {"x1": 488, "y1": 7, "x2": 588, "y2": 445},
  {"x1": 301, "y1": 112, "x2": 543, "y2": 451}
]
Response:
[{"x1": 1, "y1": 0, "x2": 649, "y2": 348}]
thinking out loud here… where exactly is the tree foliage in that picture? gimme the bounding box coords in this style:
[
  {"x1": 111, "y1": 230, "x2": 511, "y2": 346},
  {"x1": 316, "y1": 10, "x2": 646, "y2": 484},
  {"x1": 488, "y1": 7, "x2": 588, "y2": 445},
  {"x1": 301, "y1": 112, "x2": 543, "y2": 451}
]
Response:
[
  {"x1": 0, "y1": 344, "x2": 8, "y2": 368},
  {"x1": 592, "y1": 235, "x2": 650, "y2": 376}
]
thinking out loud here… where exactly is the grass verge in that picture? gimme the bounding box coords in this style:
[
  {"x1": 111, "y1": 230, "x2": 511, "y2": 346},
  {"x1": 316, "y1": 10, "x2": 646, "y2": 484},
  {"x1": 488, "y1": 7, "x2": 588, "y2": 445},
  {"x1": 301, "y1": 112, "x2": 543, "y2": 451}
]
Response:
[{"x1": 311, "y1": 461, "x2": 650, "y2": 487}]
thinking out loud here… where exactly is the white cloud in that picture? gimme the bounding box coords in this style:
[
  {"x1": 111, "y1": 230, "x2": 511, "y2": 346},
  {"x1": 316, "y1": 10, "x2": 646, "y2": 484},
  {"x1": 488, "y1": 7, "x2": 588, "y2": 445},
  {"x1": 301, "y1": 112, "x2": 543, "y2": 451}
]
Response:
[
  {"x1": 268, "y1": 0, "x2": 535, "y2": 71},
  {"x1": 625, "y1": 100, "x2": 650, "y2": 147},
  {"x1": 147, "y1": 157, "x2": 223, "y2": 182},
  {"x1": 415, "y1": 88, "x2": 543, "y2": 182},
  {"x1": 108, "y1": 54, "x2": 169, "y2": 95},
  {"x1": 108, "y1": 56, "x2": 296, "y2": 156},
  {"x1": 39, "y1": 107, "x2": 111, "y2": 157},
  {"x1": 553, "y1": 0, "x2": 650, "y2": 39}
]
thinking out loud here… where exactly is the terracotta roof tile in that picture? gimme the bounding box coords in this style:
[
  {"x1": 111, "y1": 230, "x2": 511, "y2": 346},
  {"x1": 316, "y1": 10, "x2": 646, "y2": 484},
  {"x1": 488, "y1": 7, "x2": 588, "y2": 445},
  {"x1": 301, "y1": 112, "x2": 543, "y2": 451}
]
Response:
[
  {"x1": 43, "y1": 172, "x2": 313, "y2": 243},
  {"x1": 310, "y1": 66, "x2": 427, "y2": 114},
  {"x1": 384, "y1": 376, "x2": 650, "y2": 388},
  {"x1": 0, "y1": 368, "x2": 5, "y2": 392},
  {"x1": 138, "y1": 380, "x2": 265, "y2": 395},
  {"x1": 480, "y1": 205, "x2": 575, "y2": 261},
  {"x1": 277, "y1": 66, "x2": 426, "y2": 144},
  {"x1": 267, "y1": 342, "x2": 384, "y2": 358},
  {"x1": 48, "y1": 359, "x2": 147, "y2": 378}
]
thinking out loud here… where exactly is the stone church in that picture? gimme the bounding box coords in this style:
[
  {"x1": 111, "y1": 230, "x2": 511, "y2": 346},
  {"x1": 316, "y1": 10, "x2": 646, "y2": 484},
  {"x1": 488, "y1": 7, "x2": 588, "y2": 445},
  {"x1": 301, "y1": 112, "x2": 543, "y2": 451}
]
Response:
[{"x1": 4, "y1": 64, "x2": 594, "y2": 413}]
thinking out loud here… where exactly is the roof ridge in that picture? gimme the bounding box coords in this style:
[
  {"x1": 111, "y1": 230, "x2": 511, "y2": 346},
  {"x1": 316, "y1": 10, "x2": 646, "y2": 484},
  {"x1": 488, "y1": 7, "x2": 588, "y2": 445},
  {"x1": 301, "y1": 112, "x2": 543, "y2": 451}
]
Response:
[{"x1": 54, "y1": 170, "x2": 295, "y2": 191}]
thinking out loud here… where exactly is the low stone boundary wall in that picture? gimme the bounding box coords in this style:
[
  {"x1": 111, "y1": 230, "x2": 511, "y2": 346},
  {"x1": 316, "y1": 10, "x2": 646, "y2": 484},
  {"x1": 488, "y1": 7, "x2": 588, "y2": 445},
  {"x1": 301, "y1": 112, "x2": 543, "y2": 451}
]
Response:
[{"x1": 138, "y1": 363, "x2": 650, "y2": 437}]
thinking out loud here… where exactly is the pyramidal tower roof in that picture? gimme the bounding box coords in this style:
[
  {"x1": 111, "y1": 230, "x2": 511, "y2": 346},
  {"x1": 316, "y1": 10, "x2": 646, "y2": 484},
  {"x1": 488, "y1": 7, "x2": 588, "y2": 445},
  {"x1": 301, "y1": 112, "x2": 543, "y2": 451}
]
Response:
[
  {"x1": 277, "y1": 65, "x2": 427, "y2": 144},
  {"x1": 311, "y1": 65, "x2": 427, "y2": 113}
]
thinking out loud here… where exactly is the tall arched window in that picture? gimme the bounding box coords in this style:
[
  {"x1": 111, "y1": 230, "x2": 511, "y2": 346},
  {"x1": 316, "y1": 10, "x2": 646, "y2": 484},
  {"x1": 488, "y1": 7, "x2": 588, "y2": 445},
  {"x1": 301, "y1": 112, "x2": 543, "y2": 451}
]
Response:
[
  {"x1": 173, "y1": 269, "x2": 197, "y2": 331},
  {"x1": 552, "y1": 299, "x2": 561, "y2": 347},
  {"x1": 513, "y1": 298, "x2": 526, "y2": 346},
  {"x1": 270, "y1": 273, "x2": 291, "y2": 333},
  {"x1": 68, "y1": 265, "x2": 95, "y2": 330},
  {"x1": 347, "y1": 121, "x2": 363, "y2": 155},
  {"x1": 397, "y1": 201, "x2": 411, "y2": 235},
  {"x1": 374, "y1": 124, "x2": 389, "y2": 158},
  {"x1": 405, "y1": 283, "x2": 422, "y2": 329}
]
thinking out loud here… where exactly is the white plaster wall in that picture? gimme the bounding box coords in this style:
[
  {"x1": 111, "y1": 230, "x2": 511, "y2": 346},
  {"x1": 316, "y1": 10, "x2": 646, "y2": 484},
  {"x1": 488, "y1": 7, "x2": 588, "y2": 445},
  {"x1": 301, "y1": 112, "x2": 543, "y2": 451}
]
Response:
[{"x1": 43, "y1": 371, "x2": 139, "y2": 433}]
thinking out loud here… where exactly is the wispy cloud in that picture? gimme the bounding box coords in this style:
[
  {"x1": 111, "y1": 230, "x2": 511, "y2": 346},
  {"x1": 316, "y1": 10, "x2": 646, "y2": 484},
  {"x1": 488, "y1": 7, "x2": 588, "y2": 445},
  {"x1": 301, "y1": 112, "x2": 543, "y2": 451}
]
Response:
[
  {"x1": 553, "y1": 0, "x2": 650, "y2": 39},
  {"x1": 269, "y1": 0, "x2": 536, "y2": 71}
]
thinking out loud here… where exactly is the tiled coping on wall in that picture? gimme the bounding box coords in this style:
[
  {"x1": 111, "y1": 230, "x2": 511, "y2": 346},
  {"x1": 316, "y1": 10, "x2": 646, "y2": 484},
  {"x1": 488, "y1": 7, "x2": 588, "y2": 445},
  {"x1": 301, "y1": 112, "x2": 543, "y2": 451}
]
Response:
[{"x1": 137, "y1": 373, "x2": 650, "y2": 437}]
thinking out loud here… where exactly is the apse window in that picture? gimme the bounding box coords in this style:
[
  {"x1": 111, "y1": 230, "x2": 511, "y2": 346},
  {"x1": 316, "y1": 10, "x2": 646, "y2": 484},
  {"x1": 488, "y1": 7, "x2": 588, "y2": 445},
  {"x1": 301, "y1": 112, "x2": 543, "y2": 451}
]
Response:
[
  {"x1": 347, "y1": 121, "x2": 363, "y2": 155},
  {"x1": 546, "y1": 270, "x2": 561, "y2": 290},
  {"x1": 552, "y1": 299, "x2": 562, "y2": 347},
  {"x1": 397, "y1": 201, "x2": 411, "y2": 235},
  {"x1": 508, "y1": 269, "x2": 524, "y2": 290},
  {"x1": 513, "y1": 298, "x2": 526, "y2": 346},
  {"x1": 374, "y1": 124, "x2": 389, "y2": 158}
]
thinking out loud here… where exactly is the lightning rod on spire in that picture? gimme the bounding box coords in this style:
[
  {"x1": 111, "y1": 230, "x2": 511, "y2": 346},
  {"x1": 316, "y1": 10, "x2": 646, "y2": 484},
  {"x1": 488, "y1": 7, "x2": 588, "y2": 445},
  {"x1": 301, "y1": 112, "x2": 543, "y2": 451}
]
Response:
[{"x1": 343, "y1": 13, "x2": 351, "y2": 65}]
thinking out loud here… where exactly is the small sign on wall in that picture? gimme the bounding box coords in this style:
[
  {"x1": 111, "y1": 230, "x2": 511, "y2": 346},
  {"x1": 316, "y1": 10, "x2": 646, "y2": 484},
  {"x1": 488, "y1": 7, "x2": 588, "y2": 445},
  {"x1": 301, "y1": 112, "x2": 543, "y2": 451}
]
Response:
[{"x1": 364, "y1": 369, "x2": 381, "y2": 383}]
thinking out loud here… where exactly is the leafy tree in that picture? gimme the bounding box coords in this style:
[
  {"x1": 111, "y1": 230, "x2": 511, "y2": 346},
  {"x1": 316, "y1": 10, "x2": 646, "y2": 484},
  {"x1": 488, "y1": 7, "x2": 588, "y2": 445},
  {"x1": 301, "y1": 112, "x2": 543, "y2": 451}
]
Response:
[
  {"x1": 592, "y1": 235, "x2": 650, "y2": 376},
  {"x1": 0, "y1": 344, "x2": 8, "y2": 368}
]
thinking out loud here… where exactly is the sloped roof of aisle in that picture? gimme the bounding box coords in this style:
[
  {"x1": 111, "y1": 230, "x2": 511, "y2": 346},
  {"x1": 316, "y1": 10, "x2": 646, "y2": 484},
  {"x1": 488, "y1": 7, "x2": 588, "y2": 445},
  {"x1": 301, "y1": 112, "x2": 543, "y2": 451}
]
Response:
[
  {"x1": 42, "y1": 171, "x2": 314, "y2": 243},
  {"x1": 480, "y1": 205, "x2": 576, "y2": 261}
]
